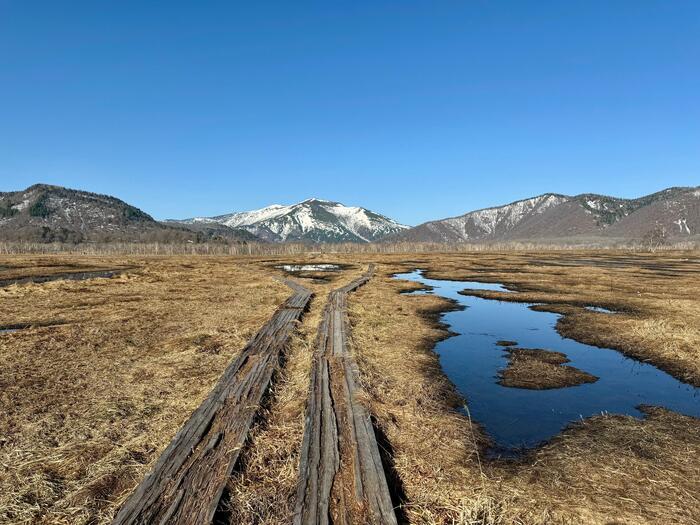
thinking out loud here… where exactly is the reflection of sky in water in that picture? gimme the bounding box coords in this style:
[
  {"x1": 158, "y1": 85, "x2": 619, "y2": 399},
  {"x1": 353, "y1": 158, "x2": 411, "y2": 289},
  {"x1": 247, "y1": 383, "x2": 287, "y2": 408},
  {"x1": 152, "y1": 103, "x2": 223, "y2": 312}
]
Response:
[
  {"x1": 395, "y1": 270, "x2": 700, "y2": 453},
  {"x1": 585, "y1": 305, "x2": 616, "y2": 314},
  {"x1": 276, "y1": 264, "x2": 341, "y2": 272}
]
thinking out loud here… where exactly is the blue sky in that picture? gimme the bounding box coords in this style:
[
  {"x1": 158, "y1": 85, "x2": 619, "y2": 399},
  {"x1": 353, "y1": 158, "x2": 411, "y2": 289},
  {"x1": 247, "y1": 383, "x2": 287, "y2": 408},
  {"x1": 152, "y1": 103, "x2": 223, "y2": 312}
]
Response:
[{"x1": 1, "y1": 1, "x2": 698, "y2": 225}]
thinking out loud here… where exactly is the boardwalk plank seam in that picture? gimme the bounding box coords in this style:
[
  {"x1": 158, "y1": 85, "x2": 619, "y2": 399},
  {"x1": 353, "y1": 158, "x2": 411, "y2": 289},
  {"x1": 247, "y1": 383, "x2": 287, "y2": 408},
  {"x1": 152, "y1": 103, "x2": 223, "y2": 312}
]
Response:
[{"x1": 294, "y1": 264, "x2": 399, "y2": 525}]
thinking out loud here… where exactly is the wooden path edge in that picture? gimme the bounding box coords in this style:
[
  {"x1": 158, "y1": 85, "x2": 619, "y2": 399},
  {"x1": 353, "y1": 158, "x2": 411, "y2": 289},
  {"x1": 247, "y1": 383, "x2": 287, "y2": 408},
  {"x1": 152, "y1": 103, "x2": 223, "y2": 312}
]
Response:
[
  {"x1": 112, "y1": 278, "x2": 313, "y2": 525},
  {"x1": 294, "y1": 264, "x2": 399, "y2": 525}
]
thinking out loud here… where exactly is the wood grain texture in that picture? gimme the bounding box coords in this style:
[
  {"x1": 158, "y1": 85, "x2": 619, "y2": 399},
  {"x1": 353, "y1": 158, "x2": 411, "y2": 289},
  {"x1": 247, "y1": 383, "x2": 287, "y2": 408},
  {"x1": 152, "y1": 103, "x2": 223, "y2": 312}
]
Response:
[{"x1": 294, "y1": 265, "x2": 398, "y2": 525}]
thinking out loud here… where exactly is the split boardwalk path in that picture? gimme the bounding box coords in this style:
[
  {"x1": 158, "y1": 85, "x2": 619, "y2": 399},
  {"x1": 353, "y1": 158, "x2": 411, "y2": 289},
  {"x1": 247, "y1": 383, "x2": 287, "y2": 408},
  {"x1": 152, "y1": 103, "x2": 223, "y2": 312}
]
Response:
[{"x1": 113, "y1": 265, "x2": 398, "y2": 525}]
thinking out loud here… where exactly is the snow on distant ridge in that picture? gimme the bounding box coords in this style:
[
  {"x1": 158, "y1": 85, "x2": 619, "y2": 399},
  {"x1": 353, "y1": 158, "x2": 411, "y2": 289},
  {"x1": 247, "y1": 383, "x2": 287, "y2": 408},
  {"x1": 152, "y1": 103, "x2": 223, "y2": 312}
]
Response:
[
  {"x1": 180, "y1": 198, "x2": 408, "y2": 243},
  {"x1": 439, "y1": 194, "x2": 568, "y2": 239}
]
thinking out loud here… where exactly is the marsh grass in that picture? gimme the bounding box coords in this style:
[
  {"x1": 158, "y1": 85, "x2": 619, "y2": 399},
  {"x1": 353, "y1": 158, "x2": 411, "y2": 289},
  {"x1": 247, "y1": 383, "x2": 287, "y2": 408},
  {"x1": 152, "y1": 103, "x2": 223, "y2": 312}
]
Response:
[
  {"x1": 0, "y1": 256, "x2": 290, "y2": 524},
  {"x1": 2, "y1": 252, "x2": 699, "y2": 524},
  {"x1": 497, "y1": 348, "x2": 599, "y2": 390},
  {"x1": 348, "y1": 253, "x2": 700, "y2": 524}
]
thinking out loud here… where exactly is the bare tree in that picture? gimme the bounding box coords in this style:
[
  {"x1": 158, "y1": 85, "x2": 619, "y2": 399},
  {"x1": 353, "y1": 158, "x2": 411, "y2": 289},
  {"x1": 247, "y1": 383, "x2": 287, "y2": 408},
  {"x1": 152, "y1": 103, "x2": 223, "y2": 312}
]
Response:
[{"x1": 642, "y1": 224, "x2": 668, "y2": 253}]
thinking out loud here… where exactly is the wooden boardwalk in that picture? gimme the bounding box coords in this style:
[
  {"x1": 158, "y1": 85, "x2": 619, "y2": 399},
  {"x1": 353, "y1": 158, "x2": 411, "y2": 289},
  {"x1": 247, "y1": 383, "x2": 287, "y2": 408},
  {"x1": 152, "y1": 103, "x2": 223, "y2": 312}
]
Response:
[
  {"x1": 112, "y1": 279, "x2": 313, "y2": 525},
  {"x1": 294, "y1": 265, "x2": 398, "y2": 525}
]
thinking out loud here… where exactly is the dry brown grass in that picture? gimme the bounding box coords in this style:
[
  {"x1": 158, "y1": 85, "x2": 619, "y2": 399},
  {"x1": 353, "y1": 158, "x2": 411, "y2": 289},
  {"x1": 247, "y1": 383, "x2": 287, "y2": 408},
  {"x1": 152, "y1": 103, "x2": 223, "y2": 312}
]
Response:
[
  {"x1": 497, "y1": 348, "x2": 599, "y2": 390},
  {"x1": 2, "y1": 251, "x2": 699, "y2": 524},
  {"x1": 348, "y1": 252, "x2": 700, "y2": 524},
  {"x1": 0, "y1": 256, "x2": 291, "y2": 524}
]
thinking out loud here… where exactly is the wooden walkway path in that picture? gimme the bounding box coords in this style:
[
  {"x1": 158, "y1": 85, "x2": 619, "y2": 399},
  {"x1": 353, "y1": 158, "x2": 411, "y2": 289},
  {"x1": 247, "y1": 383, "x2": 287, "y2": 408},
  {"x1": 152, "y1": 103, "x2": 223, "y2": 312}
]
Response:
[
  {"x1": 294, "y1": 265, "x2": 398, "y2": 525},
  {"x1": 112, "y1": 279, "x2": 313, "y2": 525}
]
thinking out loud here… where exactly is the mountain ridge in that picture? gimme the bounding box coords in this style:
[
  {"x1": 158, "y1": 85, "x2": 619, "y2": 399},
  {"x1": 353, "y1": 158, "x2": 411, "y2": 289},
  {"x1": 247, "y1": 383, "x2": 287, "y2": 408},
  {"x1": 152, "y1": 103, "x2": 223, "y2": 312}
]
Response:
[
  {"x1": 390, "y1": 186, "x2": 700, "y2": 243},
  {"x1": 2, "y1": 183, "x2": 698, "y2": 245},
  {"x1": 0, "y1": 184, "x2": 257, "y2": 243},
  {"x1": 173, "y1": 197, "x2": 409, "y2": 243}
]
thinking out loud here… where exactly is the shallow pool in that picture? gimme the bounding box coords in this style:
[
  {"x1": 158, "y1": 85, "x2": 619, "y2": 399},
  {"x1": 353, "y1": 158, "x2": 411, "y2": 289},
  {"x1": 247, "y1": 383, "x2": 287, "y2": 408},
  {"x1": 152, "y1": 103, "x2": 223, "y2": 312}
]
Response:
[
  {"x1": 395, "y1": 270, "x2": 700, "y2": 455},
  {"x1": 275, "y1": 264, "x2": 341, "y2": 272}
]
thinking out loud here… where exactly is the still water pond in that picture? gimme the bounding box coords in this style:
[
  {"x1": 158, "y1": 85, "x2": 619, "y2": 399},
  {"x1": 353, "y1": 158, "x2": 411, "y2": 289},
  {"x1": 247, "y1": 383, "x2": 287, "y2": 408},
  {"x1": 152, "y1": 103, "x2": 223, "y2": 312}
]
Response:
[
  {"x1": 275, "y1": 264, "x2": 341, "y2": 272},
  {"x1": 395, "y1": 270, "x2": 700, "y2": 455}
]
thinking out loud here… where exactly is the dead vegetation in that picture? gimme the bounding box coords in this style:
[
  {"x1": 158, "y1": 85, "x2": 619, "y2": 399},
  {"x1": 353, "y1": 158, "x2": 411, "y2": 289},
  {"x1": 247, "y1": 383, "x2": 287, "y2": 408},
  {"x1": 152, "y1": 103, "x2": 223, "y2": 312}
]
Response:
[
  {"x1": 348, "y1": 252, "x2": 700, "y2": 524},
  {"x1": 0, "y1": 256, "x2": 291, "y2": 524},
  {"x1": 1, "y1": 239, "x2": 698, "y2": 257},
  {"x1": 497, "y1": 348, "x2": 599, "y2": 390},
  {"x1": 1, "y1": 251, "x2": 699, "y2": 524}
]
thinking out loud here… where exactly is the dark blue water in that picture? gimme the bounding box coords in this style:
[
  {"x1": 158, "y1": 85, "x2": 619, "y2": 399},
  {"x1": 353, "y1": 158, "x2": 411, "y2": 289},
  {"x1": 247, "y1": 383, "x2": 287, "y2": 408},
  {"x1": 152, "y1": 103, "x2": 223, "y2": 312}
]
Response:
[{"x1": 395, "y1": 270, "x2": 700, "y2": 454}]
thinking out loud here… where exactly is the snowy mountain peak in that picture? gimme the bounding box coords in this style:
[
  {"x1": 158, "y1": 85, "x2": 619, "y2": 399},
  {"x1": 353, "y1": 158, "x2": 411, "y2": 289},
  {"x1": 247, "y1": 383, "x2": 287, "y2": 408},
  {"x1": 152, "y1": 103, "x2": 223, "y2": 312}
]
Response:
[
  {"x1": 179, "y1": 199, "x2": 408, "y2": 243},
  {"x1": 299, "y1": 197, "x2": 334, "y2": 205}
]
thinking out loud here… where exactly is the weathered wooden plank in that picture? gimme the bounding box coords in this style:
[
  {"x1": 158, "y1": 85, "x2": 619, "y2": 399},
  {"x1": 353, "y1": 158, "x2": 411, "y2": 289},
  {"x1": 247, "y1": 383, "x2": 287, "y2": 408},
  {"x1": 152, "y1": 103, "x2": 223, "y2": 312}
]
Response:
[
  {"x1": 295, "y1": 265, "x2": 398, "y2": 525},
  {"x1": 112, "y1": 279, "x2": 312, "y2": 525}
]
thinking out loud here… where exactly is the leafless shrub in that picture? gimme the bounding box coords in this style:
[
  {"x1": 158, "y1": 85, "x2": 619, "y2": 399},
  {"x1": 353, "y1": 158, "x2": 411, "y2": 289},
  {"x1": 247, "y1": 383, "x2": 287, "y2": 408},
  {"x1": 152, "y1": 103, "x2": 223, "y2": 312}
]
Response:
[{"x1": 0, "y1": 239, "x2": 697, "y2": 256}]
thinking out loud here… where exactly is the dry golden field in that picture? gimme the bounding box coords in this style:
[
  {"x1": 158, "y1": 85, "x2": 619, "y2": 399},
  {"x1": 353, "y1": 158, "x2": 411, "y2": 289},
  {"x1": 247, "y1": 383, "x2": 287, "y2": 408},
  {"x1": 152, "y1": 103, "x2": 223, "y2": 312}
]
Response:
[{"x1": 1, "y1": 252, "x2": 699, "y2": 524}]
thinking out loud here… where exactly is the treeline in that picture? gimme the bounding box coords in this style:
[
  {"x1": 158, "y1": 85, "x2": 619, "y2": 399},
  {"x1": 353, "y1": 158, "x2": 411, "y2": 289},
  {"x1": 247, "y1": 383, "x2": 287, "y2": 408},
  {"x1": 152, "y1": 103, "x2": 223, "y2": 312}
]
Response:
[{"x1": 0, "y1": 239, "x2": 698, "y2": 256}]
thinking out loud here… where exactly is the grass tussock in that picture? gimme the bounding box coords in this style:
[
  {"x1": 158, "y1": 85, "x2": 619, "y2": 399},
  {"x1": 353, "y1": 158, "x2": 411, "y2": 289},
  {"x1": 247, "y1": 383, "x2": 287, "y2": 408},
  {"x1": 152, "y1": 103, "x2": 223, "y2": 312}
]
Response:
[{"x1": 497, "y1": 348, "x2": 599, "y2": 390}]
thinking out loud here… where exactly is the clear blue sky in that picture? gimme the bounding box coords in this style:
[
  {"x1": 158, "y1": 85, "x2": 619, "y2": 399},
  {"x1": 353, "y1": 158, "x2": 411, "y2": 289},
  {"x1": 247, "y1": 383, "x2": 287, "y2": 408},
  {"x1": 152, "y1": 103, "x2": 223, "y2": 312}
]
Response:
[{"x1": 1, "y1": 1, "x2": 698, "y2": 225}]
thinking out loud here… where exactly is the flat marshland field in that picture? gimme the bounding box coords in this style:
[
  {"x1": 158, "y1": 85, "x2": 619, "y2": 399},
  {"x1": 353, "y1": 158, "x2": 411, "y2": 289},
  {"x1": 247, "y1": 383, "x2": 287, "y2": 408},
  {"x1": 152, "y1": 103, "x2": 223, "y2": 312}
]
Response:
[{"x1": 1, "y1": 252, "x2": 699, "y2": 524}]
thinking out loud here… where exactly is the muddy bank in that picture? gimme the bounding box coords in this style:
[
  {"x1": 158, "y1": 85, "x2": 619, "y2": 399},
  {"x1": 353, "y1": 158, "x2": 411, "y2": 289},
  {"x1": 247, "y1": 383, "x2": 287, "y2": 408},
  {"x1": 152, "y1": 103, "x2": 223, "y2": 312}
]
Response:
[
  {"x1": 0, "y1": 268, "x2": 129, "y2": 288},
  {"x1": 0, "y1": 320, "x2": 68, "y2": 332}
]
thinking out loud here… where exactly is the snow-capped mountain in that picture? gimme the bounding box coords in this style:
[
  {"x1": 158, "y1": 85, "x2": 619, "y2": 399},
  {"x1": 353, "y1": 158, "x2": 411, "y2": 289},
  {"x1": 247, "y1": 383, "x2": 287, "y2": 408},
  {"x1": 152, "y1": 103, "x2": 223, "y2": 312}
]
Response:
[
  {"x1": 392, "y1": 187, "x2": 700, "y2": 243},
  {"x1": 178, "y1": 198, "x2": 409, "y2": 243}
]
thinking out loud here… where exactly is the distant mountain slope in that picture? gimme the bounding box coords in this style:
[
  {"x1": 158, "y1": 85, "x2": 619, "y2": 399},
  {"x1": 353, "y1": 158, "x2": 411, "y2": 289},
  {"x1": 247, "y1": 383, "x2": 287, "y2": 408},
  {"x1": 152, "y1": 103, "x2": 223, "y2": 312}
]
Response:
[
  {"x1": 0, "y1": 184, "x2": 256, "y2": 243},
  {"x1": 392, "y1": 187, "x2": 700, "y2": 243},
  {"x1": 177, "y1": 198, "x2": 409, "y2": 243}
]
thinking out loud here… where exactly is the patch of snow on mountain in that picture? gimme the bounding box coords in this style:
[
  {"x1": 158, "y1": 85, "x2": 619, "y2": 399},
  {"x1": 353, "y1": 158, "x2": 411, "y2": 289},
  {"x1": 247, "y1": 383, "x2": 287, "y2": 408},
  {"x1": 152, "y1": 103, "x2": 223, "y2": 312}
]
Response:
[
  {"x1": 219, "y1": 204, "x2": 290, "y2": 228},
  {"x1": 330, "y1": 204, "x2": 373, "y2": 230},
  {"x1": 436, "y1": 194, "x2": 568, "y2": 241},
  {"x1": 12, "y1": 199, "x2": 31, "y2": 211},
  {"x1": 674, "y1": 218, "x2": 691, "y2": 234},
  {"x1": 188, "y1": 217, "x2": 219, "y2": 224}
]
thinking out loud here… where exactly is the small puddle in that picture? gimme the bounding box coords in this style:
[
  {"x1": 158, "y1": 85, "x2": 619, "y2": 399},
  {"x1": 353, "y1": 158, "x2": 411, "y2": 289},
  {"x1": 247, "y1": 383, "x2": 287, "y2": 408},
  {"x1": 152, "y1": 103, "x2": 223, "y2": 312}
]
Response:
[
  {"x1": 275, "y1": 264, "x2": 342, "y2": 272},
  {"x1": 395, "y1": 270, "x2": 700, "y2": 455},
  {"x1": 585, "y1": 306, "x2": 616, "y2": 314},
  {"x1": 0, "y1": 269, "x2": 123, "y2": 288}
]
